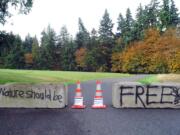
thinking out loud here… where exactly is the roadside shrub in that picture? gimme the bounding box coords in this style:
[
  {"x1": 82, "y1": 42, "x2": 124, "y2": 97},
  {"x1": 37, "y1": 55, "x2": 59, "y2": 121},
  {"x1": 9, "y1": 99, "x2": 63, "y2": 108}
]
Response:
[{"x1": 111, "y1": 28, "x2": 180, "y2": 73}]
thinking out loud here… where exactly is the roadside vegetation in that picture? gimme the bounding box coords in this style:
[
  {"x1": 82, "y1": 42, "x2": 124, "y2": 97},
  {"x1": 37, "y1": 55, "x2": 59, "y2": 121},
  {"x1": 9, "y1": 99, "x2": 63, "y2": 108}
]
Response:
[
  {"x1": 139, "y1": 74, "x2": 180, "y2": 84},
  {"x1": 0, "y1": 0, "x2": 180, "y2": 74},
  {"x1": 138, "y1": 75, "x2": 158, "y2": 84},
  {"x1": 157, "y1": 74, "x2": 180, "y2": 83}
]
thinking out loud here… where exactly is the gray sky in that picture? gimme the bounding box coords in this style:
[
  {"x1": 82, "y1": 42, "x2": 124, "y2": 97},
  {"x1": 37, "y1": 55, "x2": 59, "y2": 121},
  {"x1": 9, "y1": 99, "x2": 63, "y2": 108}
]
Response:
[{"x1": 0, "y1": 0, "x2": 180, "y2": 39}]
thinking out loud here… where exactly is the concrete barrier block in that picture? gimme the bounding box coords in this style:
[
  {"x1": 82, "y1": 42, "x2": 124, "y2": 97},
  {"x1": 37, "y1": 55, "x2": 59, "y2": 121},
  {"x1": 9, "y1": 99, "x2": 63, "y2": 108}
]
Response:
[
  {"x1": 112, "y1": 82, "x2": 180, "y2": 108},
  {"x1": 0, "y1": 83, "x2": 68, "y2": 108}
]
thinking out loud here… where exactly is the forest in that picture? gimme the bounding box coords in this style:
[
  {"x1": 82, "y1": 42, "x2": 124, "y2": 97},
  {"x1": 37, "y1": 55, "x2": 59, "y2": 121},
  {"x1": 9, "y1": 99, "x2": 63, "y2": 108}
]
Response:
[{"x1": 0, "y1": 0, "x2": 180, "y2": 73}]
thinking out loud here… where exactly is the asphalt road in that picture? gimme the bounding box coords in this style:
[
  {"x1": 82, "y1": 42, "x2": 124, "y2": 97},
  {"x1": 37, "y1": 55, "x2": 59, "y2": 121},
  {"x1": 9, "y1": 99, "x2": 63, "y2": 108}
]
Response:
[{"x1": 0, "y1": 75, "x2": 180, "y2": 135}]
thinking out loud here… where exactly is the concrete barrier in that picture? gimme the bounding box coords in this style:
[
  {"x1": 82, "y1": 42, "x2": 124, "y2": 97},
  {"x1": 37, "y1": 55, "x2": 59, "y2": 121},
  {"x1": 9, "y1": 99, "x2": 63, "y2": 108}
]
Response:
[
  {"x1": 112, "y1": 82, "x2": 180, "y2": 108},
  {"x1": 0, "y1": 83, "x2": 68, "y2": 108}
]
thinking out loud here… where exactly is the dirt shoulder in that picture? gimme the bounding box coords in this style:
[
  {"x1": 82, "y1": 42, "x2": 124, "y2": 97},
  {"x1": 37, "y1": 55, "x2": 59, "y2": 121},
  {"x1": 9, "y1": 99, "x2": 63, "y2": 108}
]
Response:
[{"x1": 157, "y1": 74, "x2": 180, "y2": 83}]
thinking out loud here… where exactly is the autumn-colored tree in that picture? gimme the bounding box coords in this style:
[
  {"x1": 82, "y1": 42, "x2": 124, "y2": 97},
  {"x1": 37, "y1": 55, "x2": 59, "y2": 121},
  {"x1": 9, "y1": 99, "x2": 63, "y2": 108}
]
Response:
[
  {"x1": 75, "y1": 48, "x2": 87, "y2": 70},
  {"x1": 111, "y1": 52, "x2": 123, "y2": 72},
  {"x1": 24, "y1": 53, "x2": 33, "y2": 69},
  {"x1": 159, "y1": 28, "x2": 180, "y2": 73},
  {"x1": 112, "y1": 28, "x2": 180, "y2": 73},
  {"x1": 24, "y1": 53, "x2": 33, "y2": 64},
  {"x1": 169, "y1": 51, "x2": 180, "y2": 73}
]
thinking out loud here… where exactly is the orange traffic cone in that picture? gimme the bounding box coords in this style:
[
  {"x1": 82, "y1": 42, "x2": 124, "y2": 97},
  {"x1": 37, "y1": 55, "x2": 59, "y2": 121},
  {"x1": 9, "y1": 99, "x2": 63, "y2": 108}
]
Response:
[
  {"x1": 92, "y1": 80, "x2": 107, "y2": 109},
  {"x1": 71, "y1": 80, "x2": 86, "y2": 109}
]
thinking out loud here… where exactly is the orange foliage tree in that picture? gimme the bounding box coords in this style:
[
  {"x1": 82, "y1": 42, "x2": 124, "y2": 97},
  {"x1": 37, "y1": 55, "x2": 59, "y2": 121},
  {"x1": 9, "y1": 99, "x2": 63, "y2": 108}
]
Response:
[
  {"x1": 111, "y1": 28, "x2": 180, "y2": 73},
  {"x1": 24, "y1": 53, "x2": 33, "y2": 69},
  {"x1": 75, "y1": 48, "x2": 87, "y2": 70},
  {"x1": 24, "y1": 53, "x2": 33, "y2": 65}
]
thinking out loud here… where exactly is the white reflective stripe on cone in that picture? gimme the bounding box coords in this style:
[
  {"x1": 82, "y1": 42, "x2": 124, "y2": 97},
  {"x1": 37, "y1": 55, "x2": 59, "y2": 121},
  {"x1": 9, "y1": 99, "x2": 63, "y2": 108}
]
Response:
[
  {"x1": 96, "y1": 92, "x2": 102, "y2": 96},
  {"x1": 77, "y1": 84, "x2": 81, "y2": 89},
  {"x1": 74, "y1": 97, "x2": 83, "y2": 106},
  {"x1": 94, "y1": 98, "x2": 103, "y2": 106},
  {"x1": 96, "y1": 84, "x2": 101, "y2": 90}
]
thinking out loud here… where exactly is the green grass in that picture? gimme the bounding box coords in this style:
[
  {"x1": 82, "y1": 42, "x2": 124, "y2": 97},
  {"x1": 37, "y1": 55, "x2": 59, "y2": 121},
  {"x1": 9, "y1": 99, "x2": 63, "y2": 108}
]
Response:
[
  {"x1": 138, "y1": 75, "x2": 158, "y2": 84},
  {"x1": 0, "y1": 69, "x2": 130, "y2": 85},
  {"x1": 138, "y1": 74, "x2": 180, "y2": 84}
]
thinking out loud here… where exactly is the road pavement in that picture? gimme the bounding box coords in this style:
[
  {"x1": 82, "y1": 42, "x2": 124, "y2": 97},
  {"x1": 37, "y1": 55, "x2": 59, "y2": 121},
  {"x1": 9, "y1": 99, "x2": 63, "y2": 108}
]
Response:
[{"x1": 0, "y1": 75, "x2": 180, "y2": 135}]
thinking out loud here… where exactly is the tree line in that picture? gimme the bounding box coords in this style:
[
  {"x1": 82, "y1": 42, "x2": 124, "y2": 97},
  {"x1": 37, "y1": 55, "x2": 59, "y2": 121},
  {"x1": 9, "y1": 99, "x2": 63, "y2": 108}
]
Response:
[{"x1": 0, "y1": 0, "x2": 180, "y2": 73}]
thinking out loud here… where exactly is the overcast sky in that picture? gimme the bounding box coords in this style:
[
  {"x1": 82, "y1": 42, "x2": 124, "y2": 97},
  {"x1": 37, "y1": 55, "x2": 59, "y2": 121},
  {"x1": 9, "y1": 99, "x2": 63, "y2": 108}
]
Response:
[{"x1": 0, "y1": 0, "x2": 180, "y2": 40}]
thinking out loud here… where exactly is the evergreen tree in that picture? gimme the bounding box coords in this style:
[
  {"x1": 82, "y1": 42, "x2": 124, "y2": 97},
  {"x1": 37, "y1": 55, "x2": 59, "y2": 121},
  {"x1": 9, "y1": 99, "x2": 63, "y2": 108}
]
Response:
[
  {"x1": 98, "y1": 9, "x2": 114, "y2": 71},
  {"x1": 169, "y1": 0, "x2": 179, "y2": 26},
  {"x1": 40, "y1": 25, "x2": 57, "y2": 69},
  {"x1": 32, "y1": 36, "x2": 40, "y2": 69},
  {"x1": 0, "y1": 32, "x2": 15, "y2": 57},
  {"x1": 125, "y1": 8, "x2": 134, "y2": 31},
  {"x1": 142, "y1": 6, "x2": 150, "y2": 29},
  {"x1": 23, "y1": 34, "x2": 33, "y2": 53},
  {"x1": 84, "y1": 28, "x2": 99, "y2": 71},
  {"x1": 160, "y1": 0, "x2": 171, "y2": 30},
  {"x1": 57, "y1": 26, "x2": 71, "y2": 70},
  {"x1": 75, "y1": 18, "x2": 90, "y2": 49},
  {"x1": 99, "y1": 9, "x2": 114, "y2": 46},
  {"x1": 89, "y1": 28, "x2": 99, "y2": 50},
  {"x1": 116, "y1": 13, "x2": 126, "y2": 51},
  {"x1": 58, "y1": 26, "x2": 70, "y2": 47},
  {"x1": 123, "y1": 8, "x2": 134, "y2": 46},
  {"x1": 5, "y1": 35, "x2": 25, "y2": 69},
  {"x1": 133, "y1": 4, "x2": 145, "y2": 40},
  {"x1": 76, "y1": 28, "x2": 99, "y2": 71},
  {"x1": 148, "y1": 0, "x2": 160, "y2": 27},
  {"x1": 117, "y1": 13, "x2": 126, "y2": 36},
  {"x1": 61, "y1": 40, "x2": 76, "y2": 71},
  {"x1": 85, "y1": 47, "x2": 101, "y2": 71}
]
